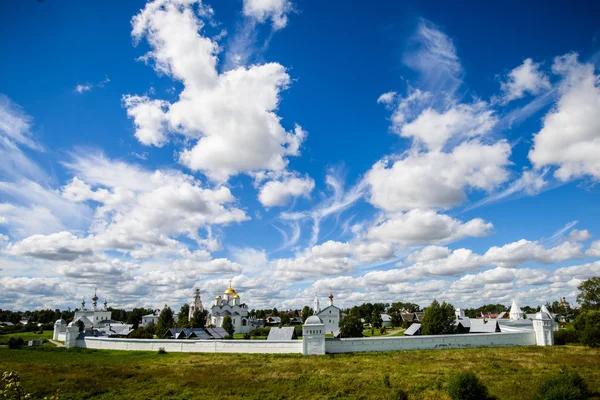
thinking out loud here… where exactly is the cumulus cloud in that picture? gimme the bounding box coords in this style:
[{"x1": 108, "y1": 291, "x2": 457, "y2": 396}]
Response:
[
  {"x1": 498, "y1": 58, "x2": 551, "y2": 104},
  {"x1": 366, "y1": 140, "x2": 511, "y2": 211},
  {"x1": 586, "y1": 240, "x2": 600, "y2": 257},
  {"x1": 529, "y1": 53, "x2": 600, "y2": 181},
  {"x1": 366, "y1": 209, "x2": 493, "y2": 246},
  {"x1": 258, "y1": 174, "x2": 315, "y2": 207},
  {"x1": 125, "y1": 0, "x2": 305, "y2": 181},
  {"x1": 60, "y1": 152, "x2": 248, "y2": 255},
  {"x1": 242, "y1": 0, "x2": 293, "y2": 30}
]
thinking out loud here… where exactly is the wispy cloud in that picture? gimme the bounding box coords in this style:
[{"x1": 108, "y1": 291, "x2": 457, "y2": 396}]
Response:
[{"x1": 74, "y1": 76, "x2": 110, "y2": 95}]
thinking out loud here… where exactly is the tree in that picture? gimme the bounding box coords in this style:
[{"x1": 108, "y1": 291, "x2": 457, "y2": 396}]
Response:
[
  {"x1": 272, "y1": 308, "x2": 279, "y2": 317},
  {"x1": 577, "y1": 277, "x2": 600, "y2": 311},
  {"x1": 339, "y1": 312, "x2": 364, "y2": 338},
  {"x1": 190, "y1": 309, "x2": 208, "y2": 328},
  {"x1": 371, "y1": 311, "x2": 383, "y2": 329},
  {"x1": 574, "y1": 310, "x2": 600, "y2": 347},
  {"x1": 222, "y1": 315, "x2": 235, "y2": 337},
  {"x1": 178, "y1": 304, "x2": 190, "y2": 327},
  {"x1": 279, "y1": 313, "x2": 291, "y2": 327},
  {"x1": 76, "y1": 319, "x2": 85, "y2": 333},
  {"x1": 156, "y1": 305, "x2": 174, "y2": 338},
  {"x1": 421, "y1": 299, "x2": 456, "y2": 335},
  {"x1": 145, "y1": 321, "x2": 156, "y2": 336},
  {"x1": 301, "y1": 305, "x2": 312, "y2": 322}
]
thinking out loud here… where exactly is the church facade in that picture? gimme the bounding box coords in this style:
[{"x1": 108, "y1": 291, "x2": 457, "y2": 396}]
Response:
[
  {"x1": 210, "y1": 282, "x2": 251, "y2": 334},
  {"x1": 314, "y1": 292, "x2": 345, "y2": 335},
  {"x1": 72, "y1": 290, "x2": 111, "y2": 329}
]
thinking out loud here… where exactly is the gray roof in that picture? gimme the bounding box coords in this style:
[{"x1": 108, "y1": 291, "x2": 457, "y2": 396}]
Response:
[
  {"x1": 456, "y1": 318, "x2": 471, "y2": 328},
  {"x1": 304, "y1": 315, "x2": 323, "y2": 325},
  {"x1": 192, "y1": 329, "x2": 213, "y2": 340},
  {"x1": 404, "y1": 323, "x2": 421, "y2": 336},
  {"x1": 267, "y1": 327, "x2": 297, "y2": 341},
  {"x1": 206, "y1": 327, "x2": 228, "y2": 339},
  {"x1": 381, "y1": 313, "x2": 392, "y2": 322},
  {"x1": 469, "y1": 319, "x2": 500, "y2": 333}
]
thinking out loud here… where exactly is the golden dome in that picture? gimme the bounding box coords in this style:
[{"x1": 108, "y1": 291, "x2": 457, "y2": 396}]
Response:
[
  {"x1": 215, "y1": 294, "x2": 222, "y2": 299},
  {"x1": 233, "y1": 294, "x2": 240, "y2": 299},
  {"x1": 224, "y1": 287, "x2": 237, "y2": 295}
]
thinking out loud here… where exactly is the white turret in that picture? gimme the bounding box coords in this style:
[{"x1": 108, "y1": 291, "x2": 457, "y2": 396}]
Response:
[
  {"x1": 509, "y1": 299, "x2": 525, "y2": 321},
  {"x1": 313, "y1": 295, "x2": 320, "y2": 315}
]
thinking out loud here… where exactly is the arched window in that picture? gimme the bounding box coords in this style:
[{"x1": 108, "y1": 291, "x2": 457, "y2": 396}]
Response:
[{"x1": 242, "y1": 319, "x2": 247, "y2": 326}]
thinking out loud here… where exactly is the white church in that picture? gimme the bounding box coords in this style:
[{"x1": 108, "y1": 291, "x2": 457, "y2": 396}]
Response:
[
  {"x1": 313, "y1": 292, "x2": 345, "y2": 335},
  {"x1": 71, "y1": 290, "x2": 111, "y2": 329},
  {"x1": 209, "y1": 282, "x2": 251, "y2": 334}
]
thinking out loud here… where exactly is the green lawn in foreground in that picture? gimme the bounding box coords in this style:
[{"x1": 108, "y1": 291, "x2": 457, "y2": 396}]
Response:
[
  {"x1": 1, "y1": 345, "x2": 599, "y2": 399},
  {"x1": 0, "y1": 329, "x2": 52, "y2": 345}
]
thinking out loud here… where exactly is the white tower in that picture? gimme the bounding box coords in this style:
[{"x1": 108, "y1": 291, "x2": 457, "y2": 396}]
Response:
[
  {"x1": 509, "y1": 299, "x2": 525, "y2": 321},
  {"x1": 313, "y1": 295, "x2": 320, "y2": 315},
  {"x1": 189, "y1": 288, "x2": 203, "y2": 320},
  {"x1": 533, "y1": 310, "x2": 554, "y2": 346},
  {"x1": 303, "y1": 315, "x2": 325, "y2": 356}
]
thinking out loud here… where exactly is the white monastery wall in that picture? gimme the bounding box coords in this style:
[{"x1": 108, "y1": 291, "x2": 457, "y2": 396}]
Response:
[
  {"x1": 77, "y1": 337, "x2": 303, "y2": 354},
  {"x1": 324, "y1": 331, "x2": 536, "y2": 354}
]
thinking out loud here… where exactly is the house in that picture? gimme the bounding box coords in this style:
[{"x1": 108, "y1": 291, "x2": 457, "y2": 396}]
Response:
[
  {"x1": 414, "y1": 312, "x2": 425, "y2": 322},
  {"x1": 267, "y1": 327, "x2": 297, "y2": 340},
  {"x1": 265, "y1": 316, "x2": 281, "y2": 326},
  {"x1": 381, "y1": 313, "x2": 393, "y2": 327},
  {"x1": 455, "y1": 318, "x2": 471, "y2": 333}
]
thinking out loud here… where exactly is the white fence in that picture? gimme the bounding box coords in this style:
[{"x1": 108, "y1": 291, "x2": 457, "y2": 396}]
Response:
[
  {"x1": 324, "y1": 331, "x2": 536, "y2": 354},
  {"x1": 77, "y1": 336, "x2": 303, "y2": 354}
]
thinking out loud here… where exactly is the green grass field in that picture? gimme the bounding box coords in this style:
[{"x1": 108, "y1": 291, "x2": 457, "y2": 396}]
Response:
[
  {"x1": 0, "y1": 329, "x2": 52, "y2": 345},
  {"x1": 1, "y1": 345, "x2": 599, "y2": 399}
]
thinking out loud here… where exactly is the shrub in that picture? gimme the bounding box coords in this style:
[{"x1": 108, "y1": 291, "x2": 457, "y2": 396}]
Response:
[
  {"x1": 447, "y1": 372, "x2": 488, "y2": 400},
  {"x1": 395, "y1": 389, "x2": 409, "y2": 400},
  {"x1": 7, "y1": 337, "x2": 24, "y2": 349},
  {"x1": 157, "y1": 347, "x2": 167, "y2": 355},
  {"x1": 383, "y1": 374, "x2": 390, "y2": 388},
  {"x1": 380, "y1": 326, "x2": 387, "y2": 335},
  {"x1": 538, "y1": 370, "x2": 588, "y2": 400},
  {"x1": 294, "y1": 325, "x2": 302, "y2": 337},
  {"x1": 243, "y1": 332, "x2": 250, "y2": 340},
  {"x1": 554, "y1": 329, "x2": 579, "y2": 345}
]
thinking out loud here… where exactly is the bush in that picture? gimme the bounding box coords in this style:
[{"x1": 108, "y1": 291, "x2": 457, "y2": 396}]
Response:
[
  {"x1": 7, "y1": 337, "x2": 24, "y2": 349},
  {"x1": 447, "y1": 372, "x2": 488, "y2": 400},
  {"x1": 538, "y1": 370, "x2": 588, "y2": 400},
  {"x1": 294, "y1": 325, "x2": 302, "y2": 338},
  {"x1": 395, "y1": 389, "x2": 409, "y2": 400},
  {"x1": 243, "y1": 332, "x2": 250, "y2": 340},
  {"x1": 554, "y1": 329, "x2": 579, "y2": 345},
  {"x1": 380, "y1": 326, "x2": 387, "y2": 335},
  {"x1": 157, "y1": 347, "x2": 167, "y2": 355}
]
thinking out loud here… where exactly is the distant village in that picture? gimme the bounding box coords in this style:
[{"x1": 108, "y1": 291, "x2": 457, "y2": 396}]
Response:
[{"x1": 1, "y1": 281, "x2": 576, "y2": 343}]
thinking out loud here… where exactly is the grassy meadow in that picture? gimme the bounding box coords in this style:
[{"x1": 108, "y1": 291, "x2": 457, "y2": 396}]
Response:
[
  {"x1": 0, "y1": 329, "x2": 52, "y2": 345},
  {"x1": 0, "y1": 345, "x2": 599, "y2": 399}
]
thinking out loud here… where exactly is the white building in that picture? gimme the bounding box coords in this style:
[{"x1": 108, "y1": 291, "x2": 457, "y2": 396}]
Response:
[
  {"x1": 72, "y1": 291, "x2": 111, "y2": 329},
  {"x1": 141, "y1": 310, "x2": 160, "y2": 327},
  {"x1": 188, "y1": 288, "x2": 203, "y2": 320},
  {"x1": 509, "y1": 300, "x2": 525, "y2": 321},
  {"x1": 210, "y1": 282, "x2": 251, "y2": 334},
  {"x1": 315, "y1": 292, "x2": 345, "y2": 335}
]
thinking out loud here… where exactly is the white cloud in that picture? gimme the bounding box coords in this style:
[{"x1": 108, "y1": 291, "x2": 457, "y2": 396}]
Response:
[
  {"x1": 569, "y1": 229, "x2": 591, "y2": 242},
  {"x1": 60, "y1": 153, "x2": 248, "y2": 255},
  {"x1": 258, "y1": 174, "x2": 314, "y2": 207},
  {"x1": 366, "y1": 140, "x2": 511, "y2": 212},
  {"x1": 74, "y1": 84, "x2": 92, "y2": 94},
  {"x1": 366, "y1": 209, "x2": 493, "y2": 246},
  {"x1": 242, "y1": 0, "x2": 293, "y2": 30},
  {"x1": 125, "y1": 0, "x2": 306, "y2": 181},
  {"x1": 405, "y1": 245, "x2": 451, "y2": 263},
  {"x1": 403, "y1": 19, "x2": 463, "y2": 95},
  {"x1": 396, "y1": 101, "x2": 497, "y2": 151},
  {"x1": 529, "y1": 53, "x2": 600, "y2": 181},
  {"x1": 586, "y1": 240, "x2": 600, "y2": 257},
  {"x1": 498, "y1": 58, "x2": 551, "y2": 104},
  {"x1": 483, "y1": 239, "x2": 583, "y2": 268},
  {"x1": 6, "y1": 231, "x2": 94, "y2": 261}
]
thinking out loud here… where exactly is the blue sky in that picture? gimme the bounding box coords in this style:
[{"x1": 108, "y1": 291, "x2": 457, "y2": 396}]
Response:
[{"x1": 1, "y1": 0, "x2": 599, "y2": 311}]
